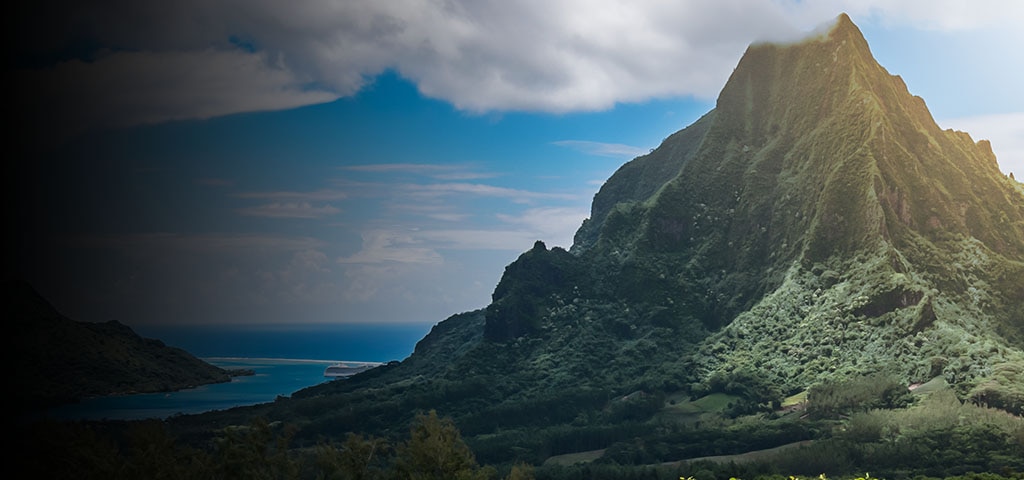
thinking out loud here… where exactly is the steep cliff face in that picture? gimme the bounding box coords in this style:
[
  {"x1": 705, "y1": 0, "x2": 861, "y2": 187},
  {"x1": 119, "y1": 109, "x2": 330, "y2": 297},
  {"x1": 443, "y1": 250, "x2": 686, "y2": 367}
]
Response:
[
  {"x1": 628, "y1": 15, "x2": 1017, "y2": 256},
  {"x1": 572, "y1": 111, "x2": 716, "y2": 252},
  {"x1": 580, "y1": 14, "x2": 1022, "y2": 296},
  {"x1": 288, "y1": 15, "x2": 1023, "y2": 455},
  {"x1": 485, "y1": 13, "x2": 1024, "y2": 399}
]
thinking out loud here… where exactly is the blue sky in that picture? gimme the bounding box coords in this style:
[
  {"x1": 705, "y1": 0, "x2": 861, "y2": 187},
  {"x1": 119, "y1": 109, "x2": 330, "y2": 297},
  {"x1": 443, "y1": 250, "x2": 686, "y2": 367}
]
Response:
[{"x1": 11, "y1": 1, "x2": 1023, "y2": 329}]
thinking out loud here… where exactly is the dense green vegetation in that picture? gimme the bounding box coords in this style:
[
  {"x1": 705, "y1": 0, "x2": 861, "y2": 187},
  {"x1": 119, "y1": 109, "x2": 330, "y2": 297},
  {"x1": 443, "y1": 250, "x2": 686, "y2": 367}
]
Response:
[
  {"x1": 14, "y1": 13, "x2": 1024, "y2": 479},
  {"x1": 15, "y1": 411, "x2": 500, "y2": 480},
  {"x1": 15, "y1": 388, "x2": 1024, "y2": 479}
]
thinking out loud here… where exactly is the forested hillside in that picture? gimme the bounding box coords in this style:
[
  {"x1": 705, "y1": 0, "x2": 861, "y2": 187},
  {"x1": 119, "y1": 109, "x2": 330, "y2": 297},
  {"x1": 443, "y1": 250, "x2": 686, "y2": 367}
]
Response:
[{"x1": 13, "y1": 13, "x2": 1024, "y2": 480}]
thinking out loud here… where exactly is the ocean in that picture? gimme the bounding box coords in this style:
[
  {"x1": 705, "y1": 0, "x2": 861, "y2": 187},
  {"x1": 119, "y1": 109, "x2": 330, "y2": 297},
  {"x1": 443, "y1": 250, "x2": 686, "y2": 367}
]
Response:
[{"x1": 42, "y1": 322, "x2": 434, "y2": 421}]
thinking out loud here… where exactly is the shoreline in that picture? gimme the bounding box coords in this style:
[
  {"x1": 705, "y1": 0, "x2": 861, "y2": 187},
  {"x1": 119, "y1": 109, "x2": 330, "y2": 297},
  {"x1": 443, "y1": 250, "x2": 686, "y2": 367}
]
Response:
[
  {"x1": 205, "y1": 356, "x2": 383, "y2": 366},
  {"x1": 39, "y1": 357, "x2": 343, "y2": 421}
]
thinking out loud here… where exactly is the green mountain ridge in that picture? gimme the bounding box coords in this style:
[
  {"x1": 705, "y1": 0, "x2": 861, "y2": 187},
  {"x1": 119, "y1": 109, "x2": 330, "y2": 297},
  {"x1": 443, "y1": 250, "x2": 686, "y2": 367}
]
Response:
[
  {"x1": 18, "y1": 13, "x2": 1023, "y2": 478},
  {"x1": 159, "y1": 16, "x2": 1023, "y2": 469},
  {"x1": 475, "y1": 12, "x2": 1024, "y2": 404},
  {"x1": 575, "y1": 12, "x2": 1024, "y2": 402}
]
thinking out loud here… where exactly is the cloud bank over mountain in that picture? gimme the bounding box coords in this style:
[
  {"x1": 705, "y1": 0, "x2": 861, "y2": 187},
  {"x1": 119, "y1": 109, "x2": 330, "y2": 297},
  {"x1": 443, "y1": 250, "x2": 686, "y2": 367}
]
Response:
[{"x1": 14, "y1": 1, "x2": 1023, "y2": 133}]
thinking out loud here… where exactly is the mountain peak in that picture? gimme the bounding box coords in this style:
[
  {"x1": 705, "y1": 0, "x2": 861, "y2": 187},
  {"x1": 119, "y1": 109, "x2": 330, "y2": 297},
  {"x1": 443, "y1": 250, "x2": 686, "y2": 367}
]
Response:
[
  {"x1": 824, "y1": 12, "x2": 873, "y2": 56},
  {"x1": 158, "y1": 12, "x2": 1024, "y2": 475},
  {"x1": 829, "y1": 12, "x2": 858, "y2": 37},
  {"x1": 574, "y1": 8, "x2": 1024, "y2": 332}
]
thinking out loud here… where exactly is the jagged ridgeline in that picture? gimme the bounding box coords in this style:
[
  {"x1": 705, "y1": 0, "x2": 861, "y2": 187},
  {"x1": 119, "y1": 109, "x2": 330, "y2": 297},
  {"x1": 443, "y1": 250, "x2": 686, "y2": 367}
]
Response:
[
  {"x1": 491, "y1": 13, "x2": 1024, "y2": 399},
  {"x1": 267, "y1": 13, "x2": 1022, "y2": 461}
]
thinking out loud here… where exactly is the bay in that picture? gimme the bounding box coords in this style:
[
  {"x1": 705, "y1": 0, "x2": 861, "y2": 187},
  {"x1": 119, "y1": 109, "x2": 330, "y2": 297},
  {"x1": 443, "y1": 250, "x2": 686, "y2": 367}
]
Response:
[
  {"x1": 135, "y1": 322, "x2": 434, "y2": 363},
  {"x1": 41, "y1": 322, "x2": 433, "y2": 421}
]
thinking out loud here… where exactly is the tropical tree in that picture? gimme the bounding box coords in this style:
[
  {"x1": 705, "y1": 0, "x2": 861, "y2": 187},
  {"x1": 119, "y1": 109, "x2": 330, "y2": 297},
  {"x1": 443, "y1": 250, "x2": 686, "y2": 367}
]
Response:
[{"x1": 391, "y1": 410, "x2": 492, "y2": 480}]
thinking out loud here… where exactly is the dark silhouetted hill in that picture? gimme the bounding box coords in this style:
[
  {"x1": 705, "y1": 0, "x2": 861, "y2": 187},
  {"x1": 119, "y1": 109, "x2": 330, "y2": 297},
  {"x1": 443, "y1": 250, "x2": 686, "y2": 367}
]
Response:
[{"x1": 8, "y1": 280, "x2": 245, "y2": 414}]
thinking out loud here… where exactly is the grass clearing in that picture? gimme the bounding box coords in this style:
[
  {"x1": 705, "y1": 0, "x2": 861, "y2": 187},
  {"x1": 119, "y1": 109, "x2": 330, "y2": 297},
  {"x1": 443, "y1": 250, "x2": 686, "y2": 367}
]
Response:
[
  {"x1": 542, "y1": 449, "x2": 605, "y2": 466},
  {"x1": 782, "y1": 390, "x2": 808, "y2": 407},
  {"x1": 668, "y1": 393, "x2": 740, "y2": 414},
  {"x1": 908, "y1": 376, "x2": 948, "y2": 395},
  {"x1": 669, "y1": 440, "x2": 814, "y2": 466}
]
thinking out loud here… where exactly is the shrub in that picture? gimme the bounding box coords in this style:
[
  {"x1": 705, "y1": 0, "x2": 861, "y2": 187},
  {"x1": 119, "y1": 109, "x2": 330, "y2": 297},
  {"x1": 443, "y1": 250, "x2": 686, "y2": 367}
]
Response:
[{"x1": 806, "y1": 373, "x2": 912, "y2": 419}]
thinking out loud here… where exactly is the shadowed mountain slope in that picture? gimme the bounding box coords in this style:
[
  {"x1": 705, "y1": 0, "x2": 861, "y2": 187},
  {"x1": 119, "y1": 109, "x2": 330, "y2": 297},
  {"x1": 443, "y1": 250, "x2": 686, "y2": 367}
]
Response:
[
  {"x1": 166, "y1": 13, "x2": 1024, "y2": 466},
  {"x1": 567, "y1": 13, "x2": 1024, "y2": 397}
]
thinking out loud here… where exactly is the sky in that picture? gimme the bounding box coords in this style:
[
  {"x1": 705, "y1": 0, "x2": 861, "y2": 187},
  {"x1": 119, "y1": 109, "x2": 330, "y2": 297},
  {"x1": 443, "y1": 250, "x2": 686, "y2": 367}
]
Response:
[{"x1": 8, "y1": 0, "x2": 1024, "y2": 330}]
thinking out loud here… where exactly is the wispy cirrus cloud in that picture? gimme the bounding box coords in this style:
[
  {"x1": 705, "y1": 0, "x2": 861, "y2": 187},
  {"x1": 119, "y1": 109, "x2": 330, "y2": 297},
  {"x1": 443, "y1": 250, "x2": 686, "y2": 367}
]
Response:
[
  {"x1": 405, "y1": 182, "x2": 581, "y2": 203},
  {"x1": 389, "y1": 203, "x2": 472, "y2": 223},
  {"x1": 431, "y1": 172, "x2": 501, "y2": 181},
  {"x1": 340, "y1": 163, "x2": 499, "y2": 180},
  {"x1": 231, "y1": 189, "x2": 348, "y2": 218},
  {"x1": 553, "y1": 140, "x2": 649, "y2": 158},
  {"x1": 331, "y1": 173, "x2": 585, "y2": 203},
  {"x1": 329, "y1": 176, "x2": 582, "y2": 204},
  {"x1": 194, "y1": 177, "x2": 235, "y2": 187},
  {"x1": 233, "y1": 189, "x2": 349, "y2": 201},
  {"x1": 341, "y1": 163, "x2": 461, "y2": 174},
  {"x1": 237, "y1": 202, "x2": 341, "y2": 219}
]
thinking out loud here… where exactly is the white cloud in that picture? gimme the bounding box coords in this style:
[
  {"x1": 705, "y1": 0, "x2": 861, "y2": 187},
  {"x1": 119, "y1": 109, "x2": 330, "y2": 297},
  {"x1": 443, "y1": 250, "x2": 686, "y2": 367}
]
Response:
[
  {"x1": 339, "y1": 205, "x2": 589, "y2": 267},
  {"x1": 337, "y1": 227, "x2": 534, "y2": 267},
  {"x1": 246, "y1": 249, "x2": 346, "y2": 305},
  {"x1": 12, "y1": 0, "x2": 799, "y2": 135},
  {"x1": 495, "y1": 206, "x2": 590, "y2": 249},
  {"x1": 338, "y1": 230, "x2": 444, "y2": 265},
  {"x1": 18, "y1": 0, "x2": 1022, "y2": 134},
  {"x1": 425, "y1": 213, "x2": 472, "y2": 222},
  {"x1": 287, "y1": 249, "x2": 333, "y2": 274},
  {"x1": 360, "y1": 0, "x2": 808, "y2": 113},
  {"x1": 806, "y1": 0, "x2": 1024, "y2": 31}
]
